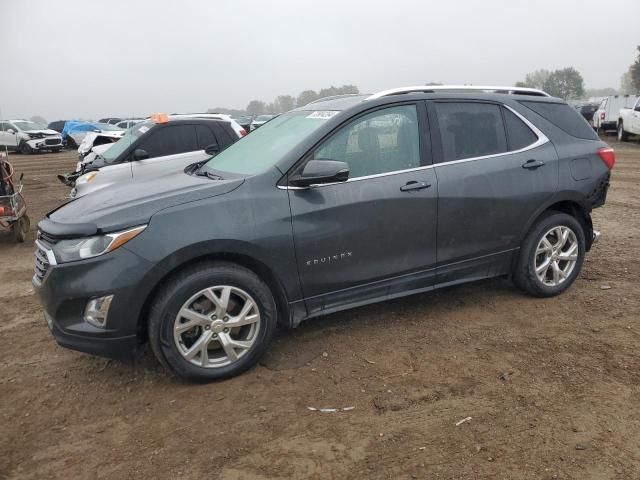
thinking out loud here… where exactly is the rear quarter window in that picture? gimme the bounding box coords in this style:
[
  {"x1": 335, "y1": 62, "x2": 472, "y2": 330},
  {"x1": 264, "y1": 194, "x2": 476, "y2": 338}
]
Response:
[{"x1": 520, "y1": 101, "x2": 599, "y2": 140}]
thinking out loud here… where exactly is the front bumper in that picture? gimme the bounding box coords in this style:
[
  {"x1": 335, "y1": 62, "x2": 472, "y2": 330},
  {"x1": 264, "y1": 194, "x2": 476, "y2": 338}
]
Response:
[
  {"x1": 33, "y1": 242, "x2": 154, "y2": 360},
  {"x1": 27, "y1": 137, "x2": 63, "y2": 150}
]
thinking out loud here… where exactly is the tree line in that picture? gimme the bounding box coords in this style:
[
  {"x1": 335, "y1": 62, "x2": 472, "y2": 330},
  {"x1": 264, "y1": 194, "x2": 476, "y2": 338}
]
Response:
[
  {"x1": 208, "y1": 85, "x2": 359, "y2": 116},
  {"x1": 516, "y1": 47, "x2": 640, "y2": 100}
]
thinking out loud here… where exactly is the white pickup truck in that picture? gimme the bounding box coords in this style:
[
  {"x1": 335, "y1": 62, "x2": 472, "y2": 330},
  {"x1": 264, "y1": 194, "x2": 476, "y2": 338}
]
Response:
[{"x1": 617, "y1": 96, "x2": 640, "y2": 141}]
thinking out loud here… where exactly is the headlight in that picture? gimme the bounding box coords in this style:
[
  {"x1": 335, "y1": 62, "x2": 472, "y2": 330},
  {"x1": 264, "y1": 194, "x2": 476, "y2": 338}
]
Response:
[
  {"x1": 76, "y1": 172, "x2": 97, "y2": 184},
  {"x1": 51, "y1": 225, "x2": 146, "y2": 263}
]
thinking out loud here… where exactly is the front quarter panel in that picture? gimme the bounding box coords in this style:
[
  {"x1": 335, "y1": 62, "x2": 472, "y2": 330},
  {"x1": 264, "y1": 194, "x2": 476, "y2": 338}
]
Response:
[{"x1": 123, "y1": 169, "x2": 302, "y2": 310}]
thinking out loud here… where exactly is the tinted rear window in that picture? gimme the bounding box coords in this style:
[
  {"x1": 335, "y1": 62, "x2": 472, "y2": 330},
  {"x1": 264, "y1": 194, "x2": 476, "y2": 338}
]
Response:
[
  {"x1": 435, "y1": 102, "x2": 507, "y2": 161},
  {"x1": 520, "y1": 101, "x2": 598, "y2": 140}
]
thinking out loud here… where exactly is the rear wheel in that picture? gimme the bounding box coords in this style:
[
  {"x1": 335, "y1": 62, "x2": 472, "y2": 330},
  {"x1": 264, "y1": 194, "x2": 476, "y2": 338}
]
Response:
[
  {"x1": 148, "y1": 262, "x2": 277, "y2": 382},
  {"x1": 618, "y1": 122, "x2": 629, "y2": 142},
  {"x1": 513, "y1": 212, "x2": 586, "y2": 298}
]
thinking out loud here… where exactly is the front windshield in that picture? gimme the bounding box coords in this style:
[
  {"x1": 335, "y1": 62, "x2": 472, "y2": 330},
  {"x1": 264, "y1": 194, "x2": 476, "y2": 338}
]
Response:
[
  {"x1": 14, "y1": 120, "x2": 47, "y2": 131},
  {"x1": 201, "y1": 111, "x2": 337, "y2": 175},
  {"x1": 101, "y1": 121, "x2": 154, "y2": 163},
  {"x1": 255, "y1": 115, "x2": 273, "y2": 122}
]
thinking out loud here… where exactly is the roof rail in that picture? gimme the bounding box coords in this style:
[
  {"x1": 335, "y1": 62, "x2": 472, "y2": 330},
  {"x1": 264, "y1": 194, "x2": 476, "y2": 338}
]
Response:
[
  {"x1": 367, "y1": 85, "x2": 550, "y2": 100},
  {"x1": 306, "y1": 94, "x2": 363, "y2": 105}
]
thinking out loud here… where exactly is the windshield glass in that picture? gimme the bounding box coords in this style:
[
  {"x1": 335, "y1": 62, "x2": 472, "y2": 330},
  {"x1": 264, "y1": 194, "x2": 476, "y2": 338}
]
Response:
[
  {"x1": 255, "y1": 115, "x2": 273, "y2": 122},
  {"x1": 101, "y1": 121, "x2": 154, "y2": 163},
  {"x1": 201, "y1": 111, "x2": 337, "y2": 175},
  {"x1": 14, "y1": 120, "x2": 47, "y2": 131}
]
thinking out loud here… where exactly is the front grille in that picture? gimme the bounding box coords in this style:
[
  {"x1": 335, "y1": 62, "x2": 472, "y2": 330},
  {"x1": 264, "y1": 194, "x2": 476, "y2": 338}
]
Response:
[
  {"x1": 45, "y1": 138, "x2": 61, "y2": 145},
  {"x1": 33, "y1": 244, "x2": 51, "y2": 284}
]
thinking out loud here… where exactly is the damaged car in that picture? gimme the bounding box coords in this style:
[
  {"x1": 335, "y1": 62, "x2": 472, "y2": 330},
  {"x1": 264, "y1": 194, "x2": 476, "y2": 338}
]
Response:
[
  {"x1": 59, "y1": 115, "x2": 241, "y2": 198},
  {"x1": 0, "y1": 120, "x2": 63, "y2": 153}
]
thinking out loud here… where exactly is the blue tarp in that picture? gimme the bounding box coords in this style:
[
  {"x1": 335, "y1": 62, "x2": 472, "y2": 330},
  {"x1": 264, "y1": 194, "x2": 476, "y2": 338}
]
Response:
[{"x1": 61, "y1": 121, "x2": 100, "y2": 140}]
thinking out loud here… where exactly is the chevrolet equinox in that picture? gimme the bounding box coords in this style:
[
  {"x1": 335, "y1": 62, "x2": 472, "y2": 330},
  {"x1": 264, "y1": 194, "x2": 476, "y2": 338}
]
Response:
[{"x1": 34, "y1": 86, "x2": 614, "y2": 381}]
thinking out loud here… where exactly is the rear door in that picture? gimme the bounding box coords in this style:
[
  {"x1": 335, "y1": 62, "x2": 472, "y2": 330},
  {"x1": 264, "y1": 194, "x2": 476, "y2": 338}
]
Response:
[
  {"x1": 130, "y1": 124, "x2": 207, "y2": 180},
  {"x1": 429, "y1": 100, "x2": 558, "y2": 286},
  {"x1": 287, "y1": 103, "x2": 438, "y2": 315},
  {"x1": 0, "y1": 122, "x2": 18, "y2": 147}
]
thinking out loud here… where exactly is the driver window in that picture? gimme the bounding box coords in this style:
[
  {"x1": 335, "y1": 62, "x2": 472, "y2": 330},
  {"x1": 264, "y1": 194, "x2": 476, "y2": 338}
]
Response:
[{"x1": 312, "y1": 105, "x2": 420, "y2": 178}]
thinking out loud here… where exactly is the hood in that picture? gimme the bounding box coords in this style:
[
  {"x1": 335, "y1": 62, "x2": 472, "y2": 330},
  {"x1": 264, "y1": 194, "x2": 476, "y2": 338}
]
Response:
[
  {"x1": 45, "y1": 171, "x2": 244, "y2": 234},
  {"x1": 25, "y1": 129, "x2": 60, "y2": 135}
]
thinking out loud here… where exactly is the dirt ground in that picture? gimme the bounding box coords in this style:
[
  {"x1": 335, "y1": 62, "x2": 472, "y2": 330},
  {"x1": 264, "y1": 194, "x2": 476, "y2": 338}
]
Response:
[{"x1": 1, "y1": 136, "x2": 639, "y2": 480}]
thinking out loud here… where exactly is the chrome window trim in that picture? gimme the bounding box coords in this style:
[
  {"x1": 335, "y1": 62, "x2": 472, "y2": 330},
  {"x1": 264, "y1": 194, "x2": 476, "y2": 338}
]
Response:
[
  {"x1": 279, "y1": 103, "x2": 549, "y2": 190},
  {"x1": 35, "y1": 239, "x2": 57, "y2": 266}
]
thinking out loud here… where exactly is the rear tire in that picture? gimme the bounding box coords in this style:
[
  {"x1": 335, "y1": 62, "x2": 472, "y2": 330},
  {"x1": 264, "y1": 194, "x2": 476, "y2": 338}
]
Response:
[
  {"x1": 618, "y1": 122, "x2": 629, "y2": 142},
  {"x1": 11, "y1": 215, "x2": 29, "y2": 243},
  {"x1": 513, "y1": 212, "x2": 586, "y2": 298},
  {"x1": 148, "y1": 262, "x2": 277, "y2": 382}
]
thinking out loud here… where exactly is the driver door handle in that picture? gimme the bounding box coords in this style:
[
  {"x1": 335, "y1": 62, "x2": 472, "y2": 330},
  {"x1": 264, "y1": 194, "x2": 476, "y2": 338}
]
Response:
[
  {"x1": 522, "y1": 159, "x2": 545, "y2": 170},
  {"x1": 400, "y1": 181, "x2": 431, "y2": 192}
]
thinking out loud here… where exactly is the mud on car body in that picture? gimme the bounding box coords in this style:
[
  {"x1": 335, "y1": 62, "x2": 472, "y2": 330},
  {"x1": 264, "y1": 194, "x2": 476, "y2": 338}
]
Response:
[{"x1": 34, "y1": 85, "x2": 613, "y2": 382}]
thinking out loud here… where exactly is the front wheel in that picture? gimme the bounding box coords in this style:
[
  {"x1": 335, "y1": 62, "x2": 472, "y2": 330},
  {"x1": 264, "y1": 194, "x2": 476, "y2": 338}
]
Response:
[
  {"x1": 513, "y1": 212, "x2": 586, "y2": 298},
  {"x1": 148, "y1": 262, "x2": 277, "y2": 382},
  {"x1": 19, "y1": 142, "x2": 32, "y2": 154},
  {"x1": 618, "y1": 123, "x2": 629, "y2": 142}
]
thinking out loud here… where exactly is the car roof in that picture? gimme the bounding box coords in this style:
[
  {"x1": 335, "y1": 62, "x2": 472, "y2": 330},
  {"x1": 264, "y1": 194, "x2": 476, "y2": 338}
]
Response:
[{"x1": 292, "y1": 86, "x2": 559, "y2": 112}]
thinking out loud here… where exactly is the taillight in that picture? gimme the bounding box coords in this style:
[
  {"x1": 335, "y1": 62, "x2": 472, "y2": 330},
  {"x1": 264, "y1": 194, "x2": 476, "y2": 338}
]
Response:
[
  {"x1": 600, "y1": 112, "x2": 605, "y2": 120},
  {"x1": 239, "y1": 129, "x2": 247, "y2": 137},
  {"x1": 598, "y1": 147, "x2": 615, "y2": 169}
]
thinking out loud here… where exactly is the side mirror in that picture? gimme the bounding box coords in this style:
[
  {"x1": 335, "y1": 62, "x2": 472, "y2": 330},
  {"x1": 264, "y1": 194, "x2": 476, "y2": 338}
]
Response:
[
  {"x1": 635, "y1": 105, "x2": 640, "y2": 112},
  {"x1": 132, "y1": 148, "x2": 149, "y2": 161},
  {"x1": 204, "y1": 143, "x2": 220, "y2": 155},
  {"x1": 6, "y1": 129, "x2": 15, "y2": 134},
  {"x1": 289, "y1": 159, "x2": 349, "y2": 187}
]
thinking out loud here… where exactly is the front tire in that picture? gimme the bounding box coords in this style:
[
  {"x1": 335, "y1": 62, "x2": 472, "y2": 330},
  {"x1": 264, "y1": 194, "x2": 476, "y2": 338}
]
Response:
[
  {"x1": 148, "y1": 262, "x2": 277, "y2": 382},
  {"x1": 513, "y1": 212, "x2": 586, "y2": 298},
  {"x1": 19, "y1": 142, "x2": 32, "y2": 154},
  {"x1": 618, "y1": 122, "x2": 629, "y2": 142}
]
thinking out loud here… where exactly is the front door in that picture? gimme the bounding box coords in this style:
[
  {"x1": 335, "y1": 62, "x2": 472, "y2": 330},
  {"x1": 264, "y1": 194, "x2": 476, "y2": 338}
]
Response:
[
  {"x1": 130, "y1": 124, "x2": 205, "y2": 180},
  {"x1": 287, "y1": 103, "x2": 438, "y2": 315},
  {"x1": 429, "y1": 100, "x2": 558, "y2": 285}
]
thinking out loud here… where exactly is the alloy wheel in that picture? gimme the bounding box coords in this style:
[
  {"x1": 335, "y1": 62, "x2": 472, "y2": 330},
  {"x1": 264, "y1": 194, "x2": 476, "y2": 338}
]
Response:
[
  {"x1": 534, "y1": 226, "x2": 579, "y2": 287},
  {"x1": 173, "y1": 285, "x2": 261, "y2": 368}
]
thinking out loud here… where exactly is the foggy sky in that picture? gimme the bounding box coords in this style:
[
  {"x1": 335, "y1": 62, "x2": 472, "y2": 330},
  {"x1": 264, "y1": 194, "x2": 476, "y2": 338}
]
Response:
[{"x1": 1, "y1": 0, "x2": 638, "y2": 122}]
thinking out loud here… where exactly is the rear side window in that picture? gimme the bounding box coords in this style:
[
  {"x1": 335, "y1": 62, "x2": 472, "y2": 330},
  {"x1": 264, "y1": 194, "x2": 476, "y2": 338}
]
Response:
[
  {"x1": 138, "y1": 125, "x2": 198, "y2": 158},
  {"x1": 502, "y1": 108, "x2": 538, "y2": 151},
  {"x1": 435, "y1": 102, "x2": 507, "y2": 161},
  {"x1": 195, "y1": 125, "x2": 217, "y2": 149},
  {"x1": 520, "y1": 101, "x2": 599, "y2": 140}
]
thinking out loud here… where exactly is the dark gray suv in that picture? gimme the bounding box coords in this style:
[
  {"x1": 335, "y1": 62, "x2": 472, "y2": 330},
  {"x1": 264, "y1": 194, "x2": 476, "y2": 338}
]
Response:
[{"x1": 34, "y1": 86, "x2": 614, "y2": 381}]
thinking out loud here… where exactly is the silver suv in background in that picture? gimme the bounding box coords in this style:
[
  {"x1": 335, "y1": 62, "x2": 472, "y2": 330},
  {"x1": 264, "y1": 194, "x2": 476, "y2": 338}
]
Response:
[{"x1": 0, "y1": 120, "x2": 63, "y2": 153}]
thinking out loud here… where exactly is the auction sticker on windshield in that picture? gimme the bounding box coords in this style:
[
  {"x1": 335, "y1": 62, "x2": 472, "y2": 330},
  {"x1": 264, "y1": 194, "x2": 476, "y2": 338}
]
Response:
[
  {"x1": 306, "y1": 111, "x2": 339, "y2": 120},
  {"x1": 138, "y1": 125, "x2": 150, "y2": 134}
]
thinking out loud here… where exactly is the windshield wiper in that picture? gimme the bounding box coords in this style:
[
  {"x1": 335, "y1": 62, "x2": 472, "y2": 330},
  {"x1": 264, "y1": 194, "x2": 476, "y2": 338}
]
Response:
[{"x1": 195, "y1": 169, "x2": 223, "y2": 180}]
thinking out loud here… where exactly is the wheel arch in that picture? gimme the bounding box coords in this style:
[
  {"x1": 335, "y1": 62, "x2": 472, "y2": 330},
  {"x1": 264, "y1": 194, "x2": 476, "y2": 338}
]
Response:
[
  {"x1": 519, "y1": 196, "x2": 594, "y2": 253},
  {"x1": 136, "y1": 250, "x2": 293, "y2": 344}
]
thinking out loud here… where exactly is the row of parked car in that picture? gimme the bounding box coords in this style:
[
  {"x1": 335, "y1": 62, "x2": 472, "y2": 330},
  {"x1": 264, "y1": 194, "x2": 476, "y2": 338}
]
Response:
[
  {"x1": 31, "y1": 85, "x2": 616, "y2": 382},
  {"x1": 590, "y1": 94, "x2": 640, "y2": 141}
]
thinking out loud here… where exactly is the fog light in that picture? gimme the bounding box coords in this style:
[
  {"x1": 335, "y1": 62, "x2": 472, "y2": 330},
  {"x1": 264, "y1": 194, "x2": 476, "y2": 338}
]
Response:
[{"x1": 84, "y1": 295, "x2": 114, "y2": 328}]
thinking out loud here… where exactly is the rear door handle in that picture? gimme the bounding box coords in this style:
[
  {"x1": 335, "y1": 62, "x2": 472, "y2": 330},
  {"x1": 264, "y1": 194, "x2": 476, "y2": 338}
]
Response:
[
  {"x1": 400, "y1": 181, "x2": 431, "y2": 192},
  {"x1": 522, "y1": 159, "x2": 545, "y2": 170}
]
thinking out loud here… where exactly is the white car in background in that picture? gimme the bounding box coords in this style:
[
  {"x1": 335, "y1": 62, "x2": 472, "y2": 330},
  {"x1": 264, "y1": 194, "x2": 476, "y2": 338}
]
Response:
[
  {"x1": 115, "y1": 119, "x2": 144, "y2": 129},
  {"x1": 78, "y1": 128, "x2": 126, "y2": 158},
  {"x1": 0, "y1": 119, "x2": 63, "y2": 153},
  {"x1": 250, "y1": 114, "x2": 275, "y2": 131},
  {"x1": 593, "y1": 95, "x2": 638, "y2": 133}
]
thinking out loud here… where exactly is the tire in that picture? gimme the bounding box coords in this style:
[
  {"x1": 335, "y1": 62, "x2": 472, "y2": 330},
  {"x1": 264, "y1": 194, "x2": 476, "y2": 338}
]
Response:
[
  {"x1": 11, "y1": 215, "x2": 29, "y2": 243},
  {"x1": 513, "y1": 212, "x2": 586, "y2": 298},
  {"x1": 618, "y1": 122, "x2": 629, "y2": 142},
  {"x1": 148, "y1": 261, "x2": 277, "y2": 382},
  {"x1": 19, "y1": 142, "x2": 32, "y2": 154}
]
